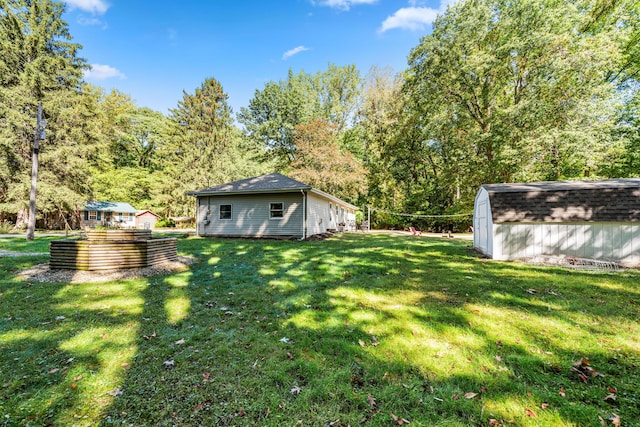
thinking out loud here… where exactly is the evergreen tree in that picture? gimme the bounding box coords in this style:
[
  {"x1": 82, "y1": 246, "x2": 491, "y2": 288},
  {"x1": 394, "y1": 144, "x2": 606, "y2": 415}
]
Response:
[{"x1": 0, "y1": 0, "x2": 87, "y2": 235}]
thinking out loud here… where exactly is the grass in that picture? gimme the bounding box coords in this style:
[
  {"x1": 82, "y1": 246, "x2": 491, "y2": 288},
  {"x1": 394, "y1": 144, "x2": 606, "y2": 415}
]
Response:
[{"x1": 0, "y1": 233, "x2": 639, "y2": 426}]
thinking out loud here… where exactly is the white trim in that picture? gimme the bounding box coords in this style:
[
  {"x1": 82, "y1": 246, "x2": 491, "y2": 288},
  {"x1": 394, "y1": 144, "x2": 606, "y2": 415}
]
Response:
[
  {"x1": 219, "y1": 204, "x2": 232, "y2": 220},
  {"x1": 269, "y1": 201, "x2": 284, "y2": 220}
]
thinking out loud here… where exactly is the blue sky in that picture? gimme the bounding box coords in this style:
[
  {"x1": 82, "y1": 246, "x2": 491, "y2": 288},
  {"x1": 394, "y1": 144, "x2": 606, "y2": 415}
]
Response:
[{"x1": 64, "y1": 0, "x2": 454, "y2": 115}]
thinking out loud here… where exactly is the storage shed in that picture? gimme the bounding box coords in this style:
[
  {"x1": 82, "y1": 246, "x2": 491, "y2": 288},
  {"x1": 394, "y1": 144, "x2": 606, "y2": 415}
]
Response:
[
  {"x1": 473, "y1": 179, "x2": 640, "y2": 267},
  {"x1": 187, "y1": 173, "x2": 358, "y2": 239}
]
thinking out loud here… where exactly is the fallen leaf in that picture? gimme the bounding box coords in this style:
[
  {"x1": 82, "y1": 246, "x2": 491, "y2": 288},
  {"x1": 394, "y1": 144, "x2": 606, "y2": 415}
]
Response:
[
  {"x1": 526, "y1": 289, "x2": 537, "y2": 295},
  {"x1": 70, "y1": 382, "x2": 77, "y2": 389},
  {"x1": 524, "y1": 408, "x2": 537, "y2": 418},
  {"x1": 489, "y1": 419, "x2": 501, "y2": 426},
  {"x1": 367, "y1": 394, "x2": 376, "y2": 408},
  {"x1": 607, "y1": 387, "x2": 617, "y2": 393},
  {"x1": 163, "y1": 359, "x2": 175, "y2": 368},
  {"x1": 495, "y1": 355, "x2": 503, "y2": 362},
  {"x1": 609, "y1": 414, "x2": 620, "y2": 427},
  {"x1": 390, "y1": 413, "x2": 410, "y2": 425},
  {"x1": 121, "y1": 362, "x2": 129, "y2": 368},
  {"x1": 279, "y1": 337, "x2": 291, "y2": 344},
  {"x1": 175, "y1": 338, "x2": 185, "y2": 345},
  {"x1": 143, "y1": 331, "x2": 156, "y2": 340},
  {"x1": 541, "y1": 403, "x2": 549, "y2": 410},
  {"x1": 286, "y1": 352, "x2": 294, "y2": 359},
  {"x1": 559, "y1": 388, "x2": 566, "y2": 397},
  {"x1": 74, "y1": 375, "x2": 83, "y2": 381},
  {"x1": 452, "y1": 393, "x2": 459, "y2": 400},
  {"x1": 290, "y1": 385, "x2": 302, "y2": 395},
  {"x1": 358, "y1": 339, "x2": 366, "y2": 347},
  {"x1": 464, "y1": 392, "x2": 478, "y2": 399},
  {"x1": 108, "y1": 388, "x2": 123, "y2": 397},
  {"x1": 48, "y1": 368, "x2": 59, "y2": 374},
  {"x1": 603, "y1": 393, "x2": 617, "y2": 402}
]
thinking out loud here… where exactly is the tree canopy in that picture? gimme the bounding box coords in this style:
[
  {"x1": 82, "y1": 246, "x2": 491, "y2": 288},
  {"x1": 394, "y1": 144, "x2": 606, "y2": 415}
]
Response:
[{"x1": 1, "y1": 0, "x2": 638, "y2": 231}]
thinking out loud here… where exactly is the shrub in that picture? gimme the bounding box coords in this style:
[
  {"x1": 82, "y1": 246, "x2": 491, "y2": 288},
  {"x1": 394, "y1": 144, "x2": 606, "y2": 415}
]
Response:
[
  {"x1": 0, "y1": 220, "x2": 14, "y2": 233},
  {"x1": 155, "y1": 217, "x2": 175, "y2": 228}
]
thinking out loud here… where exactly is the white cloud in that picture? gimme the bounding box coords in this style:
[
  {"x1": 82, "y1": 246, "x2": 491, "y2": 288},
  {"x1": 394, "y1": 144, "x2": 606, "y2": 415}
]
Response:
[
  {"x1": 77, "y1": 16, "x2": 104, "y2": 26},
  {"x1": 313, "y1": 0, "x2": 377, "y2": 11},
  {"x1": 65, "y1": 0, "x2": 109, "y2": 14},
  {"x1": 379, "y1": 1, "x2": 458, "y2": 32},
  {"x1": 84, "y1": 64, "x2": 125, "y2": 80},
  {"x1": 282, "y1": 46, "x2": 311, "y2": 60}
]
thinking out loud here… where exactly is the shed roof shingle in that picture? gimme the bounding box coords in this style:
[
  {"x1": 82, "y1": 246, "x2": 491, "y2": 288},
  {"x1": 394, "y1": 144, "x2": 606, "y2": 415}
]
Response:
[{"x1": 483, "y1": 179, "x2": 640, "y2": 223}]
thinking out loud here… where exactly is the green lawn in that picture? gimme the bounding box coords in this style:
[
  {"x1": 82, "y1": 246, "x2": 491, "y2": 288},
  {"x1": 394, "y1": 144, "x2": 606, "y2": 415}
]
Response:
[{"x1": 0, "y1": 234, "x2": 638, "y2": 426}]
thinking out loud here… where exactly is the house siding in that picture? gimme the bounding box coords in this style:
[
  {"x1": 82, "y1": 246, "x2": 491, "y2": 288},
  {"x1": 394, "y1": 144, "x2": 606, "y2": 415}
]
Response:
[{"x1": 197, "y1": 193, "x2": 304, "y2": 238}]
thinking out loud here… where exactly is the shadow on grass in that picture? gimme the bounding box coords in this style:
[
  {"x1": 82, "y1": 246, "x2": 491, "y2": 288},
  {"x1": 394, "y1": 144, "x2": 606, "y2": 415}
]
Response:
[{"x1": 1, "y1": 234, "x2": 639, "y2": 425}]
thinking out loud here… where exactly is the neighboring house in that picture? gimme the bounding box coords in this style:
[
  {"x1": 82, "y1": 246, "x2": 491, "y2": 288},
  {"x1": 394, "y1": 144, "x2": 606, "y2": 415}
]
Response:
[
  {"x1": 187, "y1": 173, "x2": 359, "y2": 239},
  {"x1": 473, "y1": 179, "x2": 640, "y2": 267},
  {"x1": 135, "y1": 210, "x2": 160, "y2": 229},
  {"x1": 80, "y1": 201, "x2": 137, "y2": 229}
]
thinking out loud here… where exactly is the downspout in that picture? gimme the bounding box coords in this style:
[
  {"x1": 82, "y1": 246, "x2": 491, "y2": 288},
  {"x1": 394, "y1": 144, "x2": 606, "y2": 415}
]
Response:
[
  {"x1": 301, "y1": 189, "x2": 307, "y2": 240},
  {"x1": 195, "y1": 197, "x2": 200, "y2": 236}
]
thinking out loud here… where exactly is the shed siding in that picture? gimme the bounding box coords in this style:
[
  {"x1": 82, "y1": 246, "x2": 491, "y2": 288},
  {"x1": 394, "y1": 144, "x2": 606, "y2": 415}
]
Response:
[
  {"x1": 493, "y1": 222, "x2": 640, "y2": 267},
  {"x1": 196, "y1": 193, "x2": 304, "y2": 237}
]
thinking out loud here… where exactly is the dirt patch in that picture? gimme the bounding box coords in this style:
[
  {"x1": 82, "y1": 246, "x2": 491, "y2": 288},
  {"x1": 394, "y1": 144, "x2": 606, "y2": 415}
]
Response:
[{"x1": 18, "y1": 256, "x2": 195, "y2": 283}]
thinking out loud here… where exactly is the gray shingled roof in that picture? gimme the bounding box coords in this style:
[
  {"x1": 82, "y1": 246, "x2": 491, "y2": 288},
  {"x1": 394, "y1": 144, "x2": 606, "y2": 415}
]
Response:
[
  {"x1": 483, "y1": 178, "x2": 640, "y2": 223},
  {"x1": 188, "y1": 173, "x2": 312, "y2": 196}
]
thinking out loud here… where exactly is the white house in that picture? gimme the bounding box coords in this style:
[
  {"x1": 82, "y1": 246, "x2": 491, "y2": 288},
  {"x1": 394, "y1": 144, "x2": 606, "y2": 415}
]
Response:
[
  {"x1": 473, "y1": 179, "x2": 640, "y2": 267},
  {"x1": 187, "y1": 173, "x2": 359, "y2": 239},
  {"x1": 81, "y1": 201, "x2": 137, "y2": 229}
]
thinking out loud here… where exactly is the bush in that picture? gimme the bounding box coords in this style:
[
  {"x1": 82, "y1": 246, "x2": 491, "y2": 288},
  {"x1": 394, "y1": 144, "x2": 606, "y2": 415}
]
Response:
[
  {"x1": 155, "y1": 217, "x2": 175, "y2": 228},
  {"x1": 0, "y1": 220, "x2": 14, "y2": 233}
]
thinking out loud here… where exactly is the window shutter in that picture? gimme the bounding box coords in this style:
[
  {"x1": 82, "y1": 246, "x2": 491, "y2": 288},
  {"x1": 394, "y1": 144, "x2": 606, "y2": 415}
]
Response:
[{"x1": 84, "y1": 211, "x2": 88, "y2": 220}]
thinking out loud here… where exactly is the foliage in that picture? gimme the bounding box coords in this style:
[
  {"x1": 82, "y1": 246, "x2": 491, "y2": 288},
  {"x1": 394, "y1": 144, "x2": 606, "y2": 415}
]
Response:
[
  {"x1": 1, "y1": 234, "x2": 639, "y2": 425},
  {"x1": 155, "y1": 217, "x2": 175, "y2": 228},
  {"x1": 288, "y1": 118, "x2": 366, "y2": 203},
  {"x1": 0, "y1": 0, "x2": 91, "y2": 227},
  {"x1": 163, "y1": 77, "x2": 268, "y2": 217},
  {"x1": 238, "y1": 64, "x2": 362, "y2": 169},
  {"x1": 0, "y1": 220, "x2": 13, "y2": 233},
  {"x1": 364, "y1": 0, "x2": 624, "y2": 226}
]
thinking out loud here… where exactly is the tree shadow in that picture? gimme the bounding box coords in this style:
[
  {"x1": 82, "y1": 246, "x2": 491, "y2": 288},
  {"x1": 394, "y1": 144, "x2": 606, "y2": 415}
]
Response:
[{"x1": 2, "y1": 234, "x2": 639, "y2": 425}]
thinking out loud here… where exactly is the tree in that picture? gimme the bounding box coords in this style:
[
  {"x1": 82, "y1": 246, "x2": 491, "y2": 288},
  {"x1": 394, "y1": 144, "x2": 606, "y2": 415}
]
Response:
[
  {"x1": 0, "y1": 0, "x2": 86, "y2": 238},
  {"x1": 238, "y1": 64, "x2": 362, "y2": 169},
  {"x1": 398, "y1": 0, "x2": 621, "y2": 215},
  {"x1": 289, "y1": 118, "x2": 366, "y2": 203},
  {"x1": 164, "y1": 77, "x2": 267, "y2": 216}
]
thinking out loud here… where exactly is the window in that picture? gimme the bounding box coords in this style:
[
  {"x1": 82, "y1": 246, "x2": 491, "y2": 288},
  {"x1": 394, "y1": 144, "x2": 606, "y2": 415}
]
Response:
[
  {"x1": 220, "y1": 204, "x2": 232, "y2": 220},
  {"x1": 89, "y1": 211, "x2": 96, "y2": 220},
  {"x1": 129, "y1": 213, "x2": 134, "y2": 221},
  {"x1": 118, "y1": 212, "x2": 123, "y2": 221},
  {"x1": 270, "y1": 202, "x2": 284, "y2": 219},
  {"x1": 97, "y1": 211, "x2": 102, "y2": 220},
  {"x1": 84, "y1": 211, "x2": 89, "y2": 221}
]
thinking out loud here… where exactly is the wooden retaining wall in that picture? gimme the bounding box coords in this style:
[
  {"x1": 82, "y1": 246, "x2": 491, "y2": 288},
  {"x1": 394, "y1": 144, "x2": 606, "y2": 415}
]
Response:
[
  {"x1": 50, "y1": 237, "x2": 178, "y2": 271},
  {"x1": 86, "y1": 229, "x2": 152, "y2": 241}
]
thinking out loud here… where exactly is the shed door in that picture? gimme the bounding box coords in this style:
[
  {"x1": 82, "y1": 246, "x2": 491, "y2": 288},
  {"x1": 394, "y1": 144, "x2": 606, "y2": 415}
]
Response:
[{"x1": 476, "y1": 200, "x2": 489, "y2": 253}]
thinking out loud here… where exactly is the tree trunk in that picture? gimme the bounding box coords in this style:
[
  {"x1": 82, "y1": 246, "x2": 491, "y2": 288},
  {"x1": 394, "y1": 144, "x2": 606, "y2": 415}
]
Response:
[
  {"x1": 16, "y1": 208, "x2": 28, "y2": 229},
  {"x1": 26, "y1": 104, "x2": 43, "y2": 241}
]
